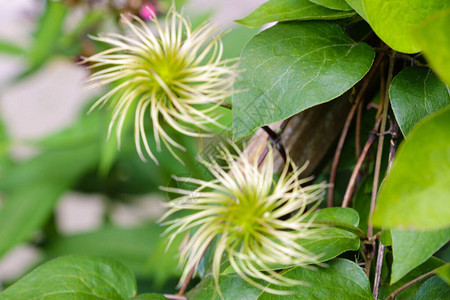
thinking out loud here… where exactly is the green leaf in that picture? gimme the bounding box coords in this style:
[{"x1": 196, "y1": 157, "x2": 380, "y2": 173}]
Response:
[
  {"x1": 414, "y1": 9, "x2": 450, "y2": 86},
  {"x1": 186, "y1": 273, "x2": 261, "y2": 300},
  {"x1": 0, "y1": 39, "x2": 25, "y2": 55},
  {"x1": 26, "y1": 0, "x2": 68, "y2": 70},
  {"x1": 232, "y1": 22, "x2": 374, "y2": 139},
  {"x1": 45, "y1": 224, "x2": 182, "y2": 286},
  {"x1": 436, "y1": 264, "x2": 450, "y2": 285},
  {"x1": 312, "y1": 207, "x2": 359, "y2": 227},
  {"x1": 259, "y1": 258, "x2": 373, "y2": 299},
  {"x1": 0, "y1": 255, "x2": 136, "y2": 299},
  {"x1": 378, "y1": 257, "x2": 445, "y2": 300},
  {"x1": 362, "y1": 0, "x2": 450, "y2": 53},
  {"x1": 308, "y1": 0, "x2": 353, "y2": 11},
  {"x1": 0, "y1": 143, "x2": 99, "y2": 259},
  {"x1": 416, "y1": 276, "x2": 450, "y2": 300},
  {"x1": 389, "y1": 67, "x2": 450, "y2": 136},
  {"x1": 344, "y1": 0, "x2": 367, "y2": 21},
  {"x1": 236, "y1": 0, "x2": 355, "y2": 28},
  {"x1": 372, "y1": 106, "x2": 450, "y2": 230},
  {"x1": 390, "y1": 228, "x2": 450, "y2": 284}
]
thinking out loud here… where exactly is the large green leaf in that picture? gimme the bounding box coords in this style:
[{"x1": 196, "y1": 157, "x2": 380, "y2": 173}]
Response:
[
  {"x1": 308, "y1": 0, "x2": 353, "y2": 11},
  {"x1": 362, "y1": 0, "x2": 450, "y2": 53},
  {"x1": 390, "y1": 229, "x2": 450, "y2": 284},
  {"x1": 0, "y1": 255, "x2": 136, "y2": 299},
  {"x1": 416, "y1": 276, "x2": 450, "y2": 300},
  {"x1": 131, "y1": 294, "x2": 167, "y2": 300},
  {"x1": 236, "y1": 0, "x2": 355, "y2": 28},
  {"x1": 372, "y1": 106, "x2": 450, "y2": 230},
  {"x1": 45, "y1": 224, "x2": 182, "y2": 286},
  {"x1": 414, "y1": 9, "x2": 450, "y2": 86},
  {"x1": 436, "y1": 264, "x2": 450, "y2": 285},
  {"x1": 259, "y1": 259, "x2": 373, "y2": 299},
  {"x1": 232, "y1": 22, "x2": 374, "y2": 139},
  {"x1": 389, "y1": 67, "x2": 450, "y2": 136}
]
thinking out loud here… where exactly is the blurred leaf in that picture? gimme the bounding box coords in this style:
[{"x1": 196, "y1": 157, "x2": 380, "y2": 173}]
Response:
[
  {"x1": 378, "y1": 257, "x2": 445, "y2": 300},
  {"x1": 236, "y1": 0, "x2": 355, "y2": 28},
  {"x1": 0, "y1": 255, "x2": 136, "y2": 299},
  {"x1": 372, "y1": 106, "x2": 450, "y2": 230},
  {"x1": 259, "y1": 259, "x2": 373, "y2": 299},
  {"x1": 312, "y1": 207, "x2": 360, "y2": 227},
  {"x1": 390, "y1": 228, "x2": 450, "y2": 284},
  {"x1": 416, "y1": 276, "x2": 450, "y2": 300},
  {"x1": 233, "y1": 21, "x2": 374, "y2": 139},
  {"x1": 414, "y1": 9, "x2": 450, "y2": 86},
  {"x1": 308, "y1": 0, "x2": 353, "y2": 11},
  {"x1": 0, "y1": 40, "x2": 25, "y2": 56},
  {"x1": 45, "y1": 224, "x2": 182, "y2": 287},
  {"x1": 26, "y1": 0, "x2": 68, "y2": 72},
  {"x1": 389, "y1": 67, "x2": 449, "y2": 136},
  {"x1": 362, "y1": 0, "x2": 449, "y2": 53}
]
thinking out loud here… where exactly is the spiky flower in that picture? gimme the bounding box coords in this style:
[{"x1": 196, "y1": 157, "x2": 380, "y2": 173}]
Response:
[
  {"x1": 160, "y1": 145, "x2": 327, "y2": 295},
  {"x1": 83, "y1": 8, "x2": 236, "y2": 163}
]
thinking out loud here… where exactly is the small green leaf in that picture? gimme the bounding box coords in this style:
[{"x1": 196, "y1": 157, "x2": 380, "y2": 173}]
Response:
[
  {"x1": 186, "y1": 273, "x2": 261, "y2": 300},
  {"x1": 390, "y1": 67, "x2": 450, "y2": 136},
  {"x1": 414, "y1": 9, "x2": 450, "y2": 86},
  {"x1": 390, "y1": 229, "x2": 450, "y2": 284},
  {"x1": 344, "y1": 0, "x2": 367, "y2": 21},
  {"x1": 236, "y1": 0, "x2": 355, "y2": 28},
  {"x1": 0, "y1": 255, "x2": 136, "y2": 299},
  {"x1": 308, "y1": 0, "x2": 353, "y2": 11},
  {"x1": 312, "y1": 207, "x2": 359, "y2": 227},
  {"x1": 416, "y1": 276, "x2": 450, "y2": 300},
  {"x1": 259, "y1": 259, "x2": 373, "y2": 299},
  {"x1": 372, "y1": 106, "x2": 450, "y2": 230},
  {"x1": 233, "y1": 21, "x2": 374, "y2": 139},
  {"x1": 436, "y1": 264, "x2": 450, "y2": 285},
  {"x1": 362, "y1": 0, "x2": 450, "y2": 53}
]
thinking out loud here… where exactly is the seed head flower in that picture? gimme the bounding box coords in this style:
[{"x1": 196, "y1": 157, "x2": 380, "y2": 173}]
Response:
[
  {"x1": 83, "y1": 8, "x2": 236, "y2": 163},
  {"x1": 159, "y1": 145, "x2": 327, "y2": 295}
]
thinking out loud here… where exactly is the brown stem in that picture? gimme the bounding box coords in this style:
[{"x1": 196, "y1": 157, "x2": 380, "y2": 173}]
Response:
[
  {"x1": 341, "y1": 118, "x2": 381, "y2": 208},
  {"x1": 387, "y1": 270, "x2": 435, "y2": 300},
  {"x1": 355, "y1": 100, "x2": 363, "y2": 158},
  {"x1": 328, "y1": 54, "x2": 384, "y2": 207}
]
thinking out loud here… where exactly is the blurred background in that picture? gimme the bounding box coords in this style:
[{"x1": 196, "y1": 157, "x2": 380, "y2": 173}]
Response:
[{"x1": 0, "y1": 0, "x2": 264, "y2": 294}]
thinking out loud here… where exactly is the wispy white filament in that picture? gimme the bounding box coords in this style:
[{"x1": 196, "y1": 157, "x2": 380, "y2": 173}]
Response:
[
  {"x1": 84, "y1": 8, "x2": 236, "y2": 163},
  {"x1": 160, "y1": 145, "x2": 327, "y2": 295}
]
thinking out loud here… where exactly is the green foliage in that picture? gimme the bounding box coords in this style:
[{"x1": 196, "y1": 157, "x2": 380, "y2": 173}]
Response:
[
  {"x1": 413, "y1": 9, "x2": 450, "y2": 85},
  {"x1": 390, "y1": 229, "x2": 450, "y2": 284},
  {"x1": 389, "y1": 67, "x2": 450, "y2": 136},
  {"x1": 308, "y1": 0, "x2": 353, "y2": 11},
  {"x1": 344, "y1": 0, "x2": 367, "y2": 21},
  {"x1": 236, "y1": 0, "x2": 355, "y2": 28},
  {"x1": 416, "y1": 276, "x2": 450, "y2": 300},
  {"x1": 362, "y1": 0, "x2": 450, "y2": 53},
  {"x1": 260, "y1": 259, "x2": 373, "y2": 299},
  {"x1": 233, "y1": 21, "x2": 374, "y2": 139},
  {"x1": 0, "y1": 255, "x2": 137, "y2": 299},
  {"x1": 372, "y1": 106, "x2": 450, "y2": 230}
]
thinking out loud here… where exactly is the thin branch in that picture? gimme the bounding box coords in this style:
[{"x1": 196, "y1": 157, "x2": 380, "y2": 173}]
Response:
[
  {"x1": 341, "y1": 118, "x2": 381, "y2": 208},
  {"x1": 368, "y1": 53, "x2": 395, "y2": 237},
  {"x1": 355, "y1": 100, "x2": 363, "y2": 158},
  {"x1": 328, "y1": 54, "x2": 384, "y2": 206},
  {"x1": 387, "y1": 270, "x2": 435, "y2": 300}
]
